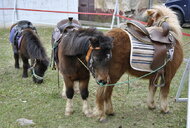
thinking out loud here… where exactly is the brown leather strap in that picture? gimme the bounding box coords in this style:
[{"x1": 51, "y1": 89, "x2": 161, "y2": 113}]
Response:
[
  {"x1": 151, "y1": 43, "x2": 167, "y2": 70},
  {"x1": 85, "y1": 46, "x2": 101, "y2": 62},
  {"x1": 152, "y1": 69, "x2": 165, "y2": 87}
]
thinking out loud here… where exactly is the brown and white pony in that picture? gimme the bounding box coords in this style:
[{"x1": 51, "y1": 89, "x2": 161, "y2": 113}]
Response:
[
  {"x1": 56, "y1": 27, "x2": 113, "y2": 117},
  {"x1": 94, "y1": 5, "x2": 183, "y2": 122}
]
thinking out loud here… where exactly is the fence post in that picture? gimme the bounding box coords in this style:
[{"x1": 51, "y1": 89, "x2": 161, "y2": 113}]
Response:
[
  {"x1": 12, "y1": 0, "x2": 17, "y2": 24},
  {"x1": 111, "y1": 0, "x2": 118, "y2": 29}
]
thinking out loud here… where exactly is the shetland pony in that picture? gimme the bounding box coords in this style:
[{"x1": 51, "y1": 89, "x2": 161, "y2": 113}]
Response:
[
  {"x1": 51, "y1": 18, "x2": 82, "y2": 97},
  {"x1": 10, "y1": 20, "x2": 49, "y2": 84},
  {"x1": 94, "y1": 5, "x2": 183, "y2": 122},
  {"x1": 57, "y1": 27, "x2": 113, "y2": 117}
]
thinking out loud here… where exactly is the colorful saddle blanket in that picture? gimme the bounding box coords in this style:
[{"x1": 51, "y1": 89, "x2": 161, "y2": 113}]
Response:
[{"x1": 126, "y1": 30, "x2": 155, "y2": 72}]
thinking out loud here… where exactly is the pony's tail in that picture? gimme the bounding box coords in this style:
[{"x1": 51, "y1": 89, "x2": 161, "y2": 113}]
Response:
[{"x1": 23, "y1": 30, "x2": 48, "y2": 61}]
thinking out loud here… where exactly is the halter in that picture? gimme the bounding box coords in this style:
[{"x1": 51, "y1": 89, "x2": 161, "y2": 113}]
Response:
[
  {"x1": 85, "y1": 45, "x2": 101, "y2": 62},
  {"x1": 77, "y1": 45, "x2": 101, "y2": 78},
  {"x1": 30, "y1": 59, "x2": 44, "y2": 80}
]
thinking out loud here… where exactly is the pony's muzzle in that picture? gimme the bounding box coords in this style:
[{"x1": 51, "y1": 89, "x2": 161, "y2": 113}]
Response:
[
  {"x1": 96, "y1": 75, "x2": 110, "y2": 86},
  {"x1": 33, "y1": 77, "x2": 43, "y2": 84},
  {"x1": 97, "y1": 80, "x2": 107, "y2": 86}
]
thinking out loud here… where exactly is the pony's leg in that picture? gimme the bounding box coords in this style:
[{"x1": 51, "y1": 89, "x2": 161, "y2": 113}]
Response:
[
  {"x1": 94, "y1": 86, "x2": 107, "y2": 122},
  {"x1": 104, "y1": 86, "x2": 114, "y2": 116},
  {"x1": 61, "y1": 81, "x2": 79, "y2": 98},
  {"x1": 160, "y1": 81, "x2": 170, "y2": 113},
  {"x1": 79, "y1": 79, "x2": 92, "y2": 117},
  {"x1": 61, "y1": 80, "x2": 66, "y2": 98},
  {"x1": 74, "y1": 81, "x2": 80, "y2": 94},
  {"x1": 64, "y1": 77, "x2": 74, "y2": 116},
  {"x1": 147, "y1": 79, "x2": 157, "y2": 110},
  {"x1": 21, "y1": 55, "x2": 29, "y2": 78},
  {"x1": 14, "y1": 53, "x2": 19, "y2": 69},
  {"x1": 12, "y1": 44, "x2": 19, "y2": 69}
]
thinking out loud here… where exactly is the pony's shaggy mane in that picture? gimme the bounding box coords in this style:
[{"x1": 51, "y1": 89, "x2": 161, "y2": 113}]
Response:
[
  {"x1": 144, "y1": 5, "x2": 182, "y2": 42},
  {"x1": 61, "y1": 28, "x2": 107, "y2": 56},
  {"x1": 22, "y1": 29, "x2": 48, "y2": 61}
]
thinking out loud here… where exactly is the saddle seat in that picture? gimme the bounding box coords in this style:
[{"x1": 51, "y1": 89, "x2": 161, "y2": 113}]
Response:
[{"x1": 126, "y1": 20, "x2": 176, "y2": 45}]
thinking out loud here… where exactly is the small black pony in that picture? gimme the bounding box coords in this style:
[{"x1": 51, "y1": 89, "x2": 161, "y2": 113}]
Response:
[
  {"x1": 10, "y1": 20, "x2": 49, "y2": 84},
  {"x1": 55, "y1": 24, "x2": 113, "y2": 117}
]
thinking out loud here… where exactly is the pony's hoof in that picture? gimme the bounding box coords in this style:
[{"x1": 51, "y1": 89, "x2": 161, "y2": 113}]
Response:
[
  {"x1": 99, "y1": 117, "x2": 108, "y2": 123},
  {"x1": 22, "y1": 75, "x2": 28, "y2": 78},
  {"x1": 15, "y1": 65, "x2": 20, "y2": 69},
  {"x1": 148, "y1": 106, "x2": 156, "y2": 110},
  {"x1": 148, "y1": 103, "x2": 156, "y2": 110},
  {"x1": 161, "y1": 110, "x2": 170, "y2": 114},
  {"x1": 107, "y1": 113, "x2": 115, "y2": 116},
  {"x1": 65, "y1": 111, "x2": 73, "y2": 116},
  {"x1": 85, "y1": 112, "x2": 93, "y2": 118}
]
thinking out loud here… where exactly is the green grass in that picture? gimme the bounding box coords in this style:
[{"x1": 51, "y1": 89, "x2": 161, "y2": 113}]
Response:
[{"x1": 0, "y1": 26, "x2": 190, "y2": 128}]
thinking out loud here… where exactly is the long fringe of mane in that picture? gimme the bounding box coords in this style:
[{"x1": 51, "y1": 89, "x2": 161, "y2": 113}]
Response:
[
  {"x1": 144, "y1": 5, "x2": 182, "y2": 42},
  {"x1": 61, "y1": 28, "x2": 104, "y2": 56},
  {"x1": 22, "y1": 29, "x2": 48, "y2": 61}
]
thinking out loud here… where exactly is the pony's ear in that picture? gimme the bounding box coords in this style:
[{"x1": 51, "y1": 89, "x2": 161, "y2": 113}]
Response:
[
  {"x1": 89, "y1": 37, "x2": 98, "y2": 48},
  {"x1": 145, "y1": 9, "x2": 161, "y2": 21},
  {"x1": 146, "y1": 9, "x2": 156, "y2": 16}
]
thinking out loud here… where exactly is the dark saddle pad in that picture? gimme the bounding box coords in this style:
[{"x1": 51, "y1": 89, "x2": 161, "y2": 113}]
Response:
[{"x1": 10, "y1": 20, "x2": 36, "y2": 45}]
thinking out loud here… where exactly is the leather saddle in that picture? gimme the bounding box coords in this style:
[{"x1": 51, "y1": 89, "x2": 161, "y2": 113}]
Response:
[
  {"x1": 58, "y1": 17, "x2": 81, "y2": 33},
  {"x1": 126, "y1": 20, "x2": 176, "y2": 44},
  {"x1": 51, "y1": 17, "x2": 81, "y2": 69},
  {"x1": 125, "y1": 20, "x2": 177, "y2": 87},
  {"x1": 53, "y1": 17, "x2": 81, "y2": 42},
  {"x1": 11, "y1": 20, "x2": 36, "y2": 49}
]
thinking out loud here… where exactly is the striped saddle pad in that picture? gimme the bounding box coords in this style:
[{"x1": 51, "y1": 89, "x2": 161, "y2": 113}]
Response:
[{"x1": 128, "y1": 32, "x2": 154, "y2": 72}]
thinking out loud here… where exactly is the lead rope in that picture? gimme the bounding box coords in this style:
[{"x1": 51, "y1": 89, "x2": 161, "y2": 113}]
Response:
[
  {"x1": 78, "y1": 56, "x2": 169, "y2": 87},
  {"x1": 57, "y1": 66, "x2": 60, "y2": 88},
  {"x1": 127, "y1": 75, "x2": 130, "y2": 94},
  {"x1": 77, "y1": 57, "x2": 95, "y2": 77},
  {"x1": 100, "y1": 59, "x2": 169, "y2": 87}
]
